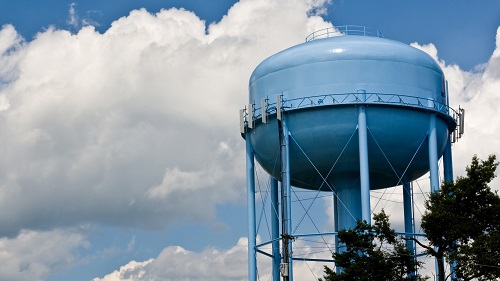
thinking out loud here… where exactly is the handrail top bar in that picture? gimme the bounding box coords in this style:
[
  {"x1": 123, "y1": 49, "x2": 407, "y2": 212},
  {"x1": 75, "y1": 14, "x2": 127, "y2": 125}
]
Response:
[{"x1": 306, "y1": 25, "x2": 384, "y2": 42}]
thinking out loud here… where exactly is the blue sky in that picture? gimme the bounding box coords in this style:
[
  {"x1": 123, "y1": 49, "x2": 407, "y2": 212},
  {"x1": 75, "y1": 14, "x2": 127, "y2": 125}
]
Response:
[
  {"x1": 2, "y1": 1, "x2": 500, "y2": 70},
  {"x1": 0, "y1": 1, "x2": 500, "y2": 280}
]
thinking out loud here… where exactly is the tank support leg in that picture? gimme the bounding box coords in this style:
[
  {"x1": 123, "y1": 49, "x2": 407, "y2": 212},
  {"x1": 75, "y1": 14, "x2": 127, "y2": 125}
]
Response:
[
  {"x1": 428, "y1": 114, "x2": 439, "y2": 193},
  {"x1": 428, "y1": 113, "x2": 443, "y2": 279},
  {"x1": 403, "y1": 182, "x2": 416, "y2": 276},
  {"x1": 333, "y1": 192, "x2": 340, "y2": 273},
  {"x1": 443, "y1": 136, "x2": 453, "y2": 183},
  {"x1": 280, "y1": 116, "x2": 293, "y2": 281},
  {"x1": 270, "y1": 177, "x2": 281, "y2": 281},
  {"x1": 358, "y1": 104, "x2": 371, "y2": 224},
  {"x1": 246, "y1": 135, "x2": 257, "y2": 281}
]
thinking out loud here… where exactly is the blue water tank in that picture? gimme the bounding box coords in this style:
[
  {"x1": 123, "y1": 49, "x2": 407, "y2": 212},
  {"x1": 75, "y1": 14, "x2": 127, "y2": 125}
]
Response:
[{"x1": 247, "y1": 33, "x2": 456, "y2": 191}]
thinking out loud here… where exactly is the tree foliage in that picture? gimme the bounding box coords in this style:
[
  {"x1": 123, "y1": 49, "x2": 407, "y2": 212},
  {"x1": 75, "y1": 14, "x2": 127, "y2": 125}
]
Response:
[
  {"x1": 319, "y1": 210, "x2": 425, "y2": 281},
  {"x1": 420, "y1": 155, "x2": 500, "y2": 281}
]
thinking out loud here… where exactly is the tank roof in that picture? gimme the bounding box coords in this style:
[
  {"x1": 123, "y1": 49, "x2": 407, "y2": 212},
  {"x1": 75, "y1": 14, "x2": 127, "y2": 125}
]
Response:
[{"x1": 250, "y1": 35, "x2": 442, "y2": 84}]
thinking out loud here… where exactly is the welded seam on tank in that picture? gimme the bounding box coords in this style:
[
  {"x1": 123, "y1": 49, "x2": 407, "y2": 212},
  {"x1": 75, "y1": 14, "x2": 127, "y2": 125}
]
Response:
[{"x1": 288, "y1": 132, "x2": 357, "y2": 223}]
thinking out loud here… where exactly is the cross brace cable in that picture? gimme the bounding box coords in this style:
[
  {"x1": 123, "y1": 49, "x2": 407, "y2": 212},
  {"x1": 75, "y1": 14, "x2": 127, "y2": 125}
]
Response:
[
  {"x1": 255, "y1": 164, "x2": 272, "y2": 238},
  {"x1": 288, "y1": 129, "x2": 358, "y2": 223},
  {"x1": 368, "y1": 129, "x2": 428, "y2": 212}
]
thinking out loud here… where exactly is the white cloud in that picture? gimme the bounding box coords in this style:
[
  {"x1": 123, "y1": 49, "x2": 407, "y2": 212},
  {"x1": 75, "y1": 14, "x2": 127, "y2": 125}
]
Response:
[
  {"x1": 412, "y1": 32, "x2": 500, "y2": 187},
  {"x1": 126, "y1": 236, "x2": 136, "y2": 252},
  {"x1": 66, "y1": 2, "x2": 101, "y2": 31},
  {"x1": 0, "y1": 229, "x2": 88, "y2": 281},
  {"x1": 92, "y1": 236, "x2": 330, "y2": 281},
  {"x1": 0, "y1": 0, "x2": 333, "y2": 277},
  {"x1": 92, "y1": 238, "x2": 248, "y2": 281},
  {"x1": 0, "y1": 0, "x2": 332, "y2": 237},
  {"x1": 0, "y1": 24, "x2": 24, "y2": 90},
  {"x1": 67, "y1": 3, "x2": 79, "y2": 29}
]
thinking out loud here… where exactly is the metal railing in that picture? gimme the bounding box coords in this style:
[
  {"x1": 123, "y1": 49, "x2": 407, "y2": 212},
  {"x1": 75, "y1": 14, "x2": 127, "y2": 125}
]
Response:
[
  {"x1": 242, "y1": 92, "x2": 463, "y2": 142},
  {"x1": 257, "y1": 92, "x2": 456, "y2": 119},
  {"x1": 306, "y1": 25, "x2": 384, "y2": 42},
  {"x1": 254, "y1": 231, "x2": 429, "y2": 263}
]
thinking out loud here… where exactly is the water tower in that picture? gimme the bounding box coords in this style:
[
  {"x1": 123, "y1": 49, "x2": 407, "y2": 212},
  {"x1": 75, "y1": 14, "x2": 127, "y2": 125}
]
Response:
[{"x1": 240, "y1": 26, "x2": 463, "y2": 281}]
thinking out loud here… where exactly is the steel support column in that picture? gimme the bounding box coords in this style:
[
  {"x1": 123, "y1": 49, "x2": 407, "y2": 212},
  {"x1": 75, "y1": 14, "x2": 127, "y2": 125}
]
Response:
[
  {"x1": 333, "y1": 192, "x2": 340, "y2": 273},
  {"x1": 443, "y1": 136, "x2": 453, "y2": 183},
  {"x1": 403, "y1": 181, "x2": 416, "y2": 277},
  {"x1": 280, "y1": 116, "x2": 293, "y2": 281},
  {"x1": 246, "y1": 135, "x2": 257, "y2": 281},
  {"x1": 428, "y1": 114, "x2": 439, "y2": 193},
  {"x1": 270, "y1": 177, "x2": 281, "y2": 281},
  {"x1": 358, "y1": 103, "x2": 371, "y2": 224},
  {"x1": 428, "y1": 113, "x2": 441, "y2": 279}
]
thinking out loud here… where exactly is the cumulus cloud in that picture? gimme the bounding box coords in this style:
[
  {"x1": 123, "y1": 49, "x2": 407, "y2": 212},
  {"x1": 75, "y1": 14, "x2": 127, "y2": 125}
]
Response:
[
  {"x1": 0, "y1": 229, "x2": 88, "y2": 281},
  {"x1": 0, "y1": 0, "x2": 333, "y2": 278},
  {"x1": 67, "y1": 2, "x2": 101, "y2": 32},
  {"x1": 0, "y1": 24, "x2": 24, "y2": 90},
  {"x1": 412, "y1": 29, "x2": 500, "y2": 187},
  {"x1": 0, "y1": 0, "x2": 332, "y2": 238},
  {"x1": 93, "y1": 238, "x2": 248, "y2": 281},
  {"x1": 92, "y1": 236, "x2": 330, "y2": 281}
]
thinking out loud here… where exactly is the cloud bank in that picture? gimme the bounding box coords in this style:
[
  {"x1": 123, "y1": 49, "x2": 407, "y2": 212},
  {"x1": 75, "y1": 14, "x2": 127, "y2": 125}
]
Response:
[
  {"x1": 412, "y1": 29, "x2": 500, "y2": 185},
  {"x1": 92, "y1": 237, "x2": 330, "y2": 281},
  {"x1": 0, "y1": 0, "x2": 332, "y2": 279},
  {"x1": 0, "y1": 229, "x2": 88, "y2": 281},
  {"x1": 0, "y1": 0, "x2": 331, "y2": 238}
]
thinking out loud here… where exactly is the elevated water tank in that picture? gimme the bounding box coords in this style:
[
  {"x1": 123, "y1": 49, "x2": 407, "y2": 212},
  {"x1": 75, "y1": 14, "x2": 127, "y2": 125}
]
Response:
[
  {"x1": 246, "y1": 28, "x2": 456, "y2": 191},
  {"x1": 242, "y1": 27, "x2": 462, "y2": 280}
]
